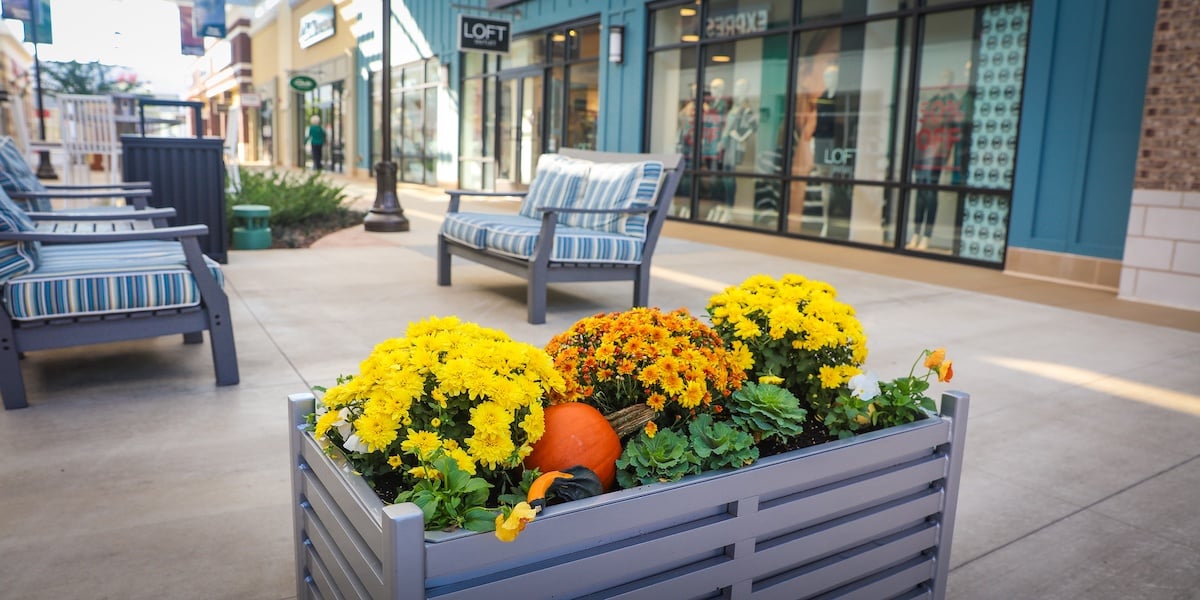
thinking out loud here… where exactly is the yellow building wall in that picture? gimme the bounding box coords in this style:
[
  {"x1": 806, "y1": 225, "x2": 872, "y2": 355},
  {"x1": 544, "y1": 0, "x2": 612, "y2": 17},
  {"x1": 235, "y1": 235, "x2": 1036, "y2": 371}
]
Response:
[
  {"x1": 291, "y1": 0, "x2": 358, "y2": 70},
  {"x1": 251, "y1": 21, "x2": 279, "y2": 88}
]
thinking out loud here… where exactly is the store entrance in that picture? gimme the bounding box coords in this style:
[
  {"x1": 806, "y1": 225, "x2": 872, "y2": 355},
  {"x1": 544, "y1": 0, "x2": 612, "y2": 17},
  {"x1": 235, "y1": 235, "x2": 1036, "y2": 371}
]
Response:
[
  {"x1": 496, "y1": 72, "x2": 543, "y2": 191},
  {"x1": 296, "y1": 81, "x2": 345, "y2": 171}
]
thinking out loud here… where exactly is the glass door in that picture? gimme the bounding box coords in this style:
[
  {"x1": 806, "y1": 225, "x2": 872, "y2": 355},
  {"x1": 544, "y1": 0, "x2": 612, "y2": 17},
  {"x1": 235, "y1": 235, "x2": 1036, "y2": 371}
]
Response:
[{"x1": 496, "y1": 73, "x2": 544, "y2": 191}]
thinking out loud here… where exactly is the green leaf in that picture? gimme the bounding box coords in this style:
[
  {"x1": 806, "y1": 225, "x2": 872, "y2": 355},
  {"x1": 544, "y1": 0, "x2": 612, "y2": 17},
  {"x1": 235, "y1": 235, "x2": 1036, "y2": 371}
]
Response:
[{"x1": 463, "y1": 507, "x2": 498, "y2": 532}]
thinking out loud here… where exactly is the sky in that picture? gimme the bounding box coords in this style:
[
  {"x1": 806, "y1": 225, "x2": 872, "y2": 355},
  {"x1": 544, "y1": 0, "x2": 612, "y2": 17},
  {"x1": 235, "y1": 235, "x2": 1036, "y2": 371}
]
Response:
[{"x1": 4, "y1": 0, "x2": 199, "y2": 97}]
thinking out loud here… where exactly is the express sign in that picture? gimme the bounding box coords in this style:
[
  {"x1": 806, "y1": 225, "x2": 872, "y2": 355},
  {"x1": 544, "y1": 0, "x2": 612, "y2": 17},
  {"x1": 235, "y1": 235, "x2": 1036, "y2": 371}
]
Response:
[{"x1": 458, "y1": 15, "x2": 511, "y2": 54}]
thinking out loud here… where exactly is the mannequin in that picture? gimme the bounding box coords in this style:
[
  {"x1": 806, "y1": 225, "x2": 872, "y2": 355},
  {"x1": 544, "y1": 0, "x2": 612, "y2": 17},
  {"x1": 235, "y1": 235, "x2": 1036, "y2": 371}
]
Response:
[
  {"x1": 702, "y1": 78, "x2": 728, "y2": 169},
  {"x1": 786, "y1": 29, "x2": 841, "y2": 231},
  {"x1": 909, "y1": 68, "x2": 962, "y2": 249},
  {"x1": 720, "y1": 78, "x2": 758, "y2": 172},
  {"x1": 812, "y1": 65, "x2": 839, "y2": 168}
]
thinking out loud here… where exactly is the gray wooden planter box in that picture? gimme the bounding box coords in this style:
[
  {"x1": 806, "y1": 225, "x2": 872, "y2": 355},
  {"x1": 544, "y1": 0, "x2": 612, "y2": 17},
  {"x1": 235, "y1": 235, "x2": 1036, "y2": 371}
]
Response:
[{"x1": 288, "y1": 391, "x2": 970, "y2": 600}]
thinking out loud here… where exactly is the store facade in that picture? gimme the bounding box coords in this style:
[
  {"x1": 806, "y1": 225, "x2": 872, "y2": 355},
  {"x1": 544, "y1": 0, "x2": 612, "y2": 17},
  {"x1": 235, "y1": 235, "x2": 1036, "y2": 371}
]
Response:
[
  {"x1": 245, "y1": 0, "x2": 360, "y2": 173},
  {"x1": 381, "y1": 0, "x2": 1161, "y2": 297}
]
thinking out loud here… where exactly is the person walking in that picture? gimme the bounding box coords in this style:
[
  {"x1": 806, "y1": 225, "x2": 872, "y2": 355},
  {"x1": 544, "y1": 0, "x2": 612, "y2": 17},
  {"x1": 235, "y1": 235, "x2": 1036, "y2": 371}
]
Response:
[{"x1": 305, "y1": 114, "x2": 326, "y2": 170}]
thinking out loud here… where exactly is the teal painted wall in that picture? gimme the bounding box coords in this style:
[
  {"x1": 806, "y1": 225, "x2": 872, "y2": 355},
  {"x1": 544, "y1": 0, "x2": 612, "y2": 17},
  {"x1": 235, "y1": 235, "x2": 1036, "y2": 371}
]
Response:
[{"x1": 1009, "y1": 0, "x2": 1157, "y2": 259}]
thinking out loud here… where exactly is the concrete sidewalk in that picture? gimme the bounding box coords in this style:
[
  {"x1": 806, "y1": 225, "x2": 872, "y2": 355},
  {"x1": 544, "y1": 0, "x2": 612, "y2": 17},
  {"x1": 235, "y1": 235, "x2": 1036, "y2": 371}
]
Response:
[{"x1": 1, "y1": 173, "x2": 1198, "y2": 599}]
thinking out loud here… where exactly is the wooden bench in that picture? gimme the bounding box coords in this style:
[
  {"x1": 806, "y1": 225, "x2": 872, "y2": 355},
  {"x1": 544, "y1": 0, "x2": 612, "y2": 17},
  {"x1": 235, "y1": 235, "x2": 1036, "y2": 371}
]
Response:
[{"x1": 437, "y1": 149, "x2": 684, "y2": 324}]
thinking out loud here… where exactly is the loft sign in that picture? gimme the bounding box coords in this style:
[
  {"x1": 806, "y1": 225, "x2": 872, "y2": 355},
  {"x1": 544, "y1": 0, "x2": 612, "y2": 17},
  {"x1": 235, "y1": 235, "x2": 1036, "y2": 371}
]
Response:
[{"x1": 458, "y1": 15, "x2": 510, "y2": 54}]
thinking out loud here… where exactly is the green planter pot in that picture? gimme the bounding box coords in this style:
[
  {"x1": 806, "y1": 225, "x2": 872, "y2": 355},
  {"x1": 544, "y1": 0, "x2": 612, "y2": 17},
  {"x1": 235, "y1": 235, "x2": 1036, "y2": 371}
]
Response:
[{"x1": 288, "y1": 391, "x2": 970, "y2": 600}]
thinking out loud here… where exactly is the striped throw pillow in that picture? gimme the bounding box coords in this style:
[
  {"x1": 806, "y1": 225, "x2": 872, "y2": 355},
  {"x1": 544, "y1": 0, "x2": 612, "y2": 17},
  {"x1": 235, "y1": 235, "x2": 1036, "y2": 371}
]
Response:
[
  {"x1": 0, "y1": 187, "x2": 38, "y2": 283},
  {"x1": 0, "y1": 137, "x2": 50, "y2": 211},
  {"x1": 564, "y1": 161, "x2": 665, "y2": 238},
  {"x1": 518, "y1": 153, "x2": 590, "y2": 221}
]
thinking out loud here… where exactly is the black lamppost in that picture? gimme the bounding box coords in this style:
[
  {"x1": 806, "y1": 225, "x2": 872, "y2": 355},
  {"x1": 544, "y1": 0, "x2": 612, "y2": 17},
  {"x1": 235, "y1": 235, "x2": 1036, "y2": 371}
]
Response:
[
  {"x1": 364, "y1": 0, "x2": 409, "y2": 232},
  {"x1": 29, "y1": 0, "x2": 57, "y2": 179}
]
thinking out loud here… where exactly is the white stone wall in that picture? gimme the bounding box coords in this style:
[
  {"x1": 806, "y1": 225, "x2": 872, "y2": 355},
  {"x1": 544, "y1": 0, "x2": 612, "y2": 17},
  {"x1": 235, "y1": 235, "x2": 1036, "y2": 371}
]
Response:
[{"x1": 1119, "y1": 189, "x2": 1200, "y2": 310}]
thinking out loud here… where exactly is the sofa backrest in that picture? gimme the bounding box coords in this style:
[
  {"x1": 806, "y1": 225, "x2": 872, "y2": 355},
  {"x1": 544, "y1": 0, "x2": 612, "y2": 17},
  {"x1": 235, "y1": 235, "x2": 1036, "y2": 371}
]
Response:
[
  {"x1": 564, "y1": 160, "x2": 664, "y2": 238},
  {"x1": 519, "y1": 151, "x2": 677, "y2": 240}
]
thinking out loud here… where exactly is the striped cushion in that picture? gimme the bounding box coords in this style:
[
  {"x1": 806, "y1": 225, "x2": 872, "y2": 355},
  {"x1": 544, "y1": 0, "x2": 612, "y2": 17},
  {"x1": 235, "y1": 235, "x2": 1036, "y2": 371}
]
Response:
[
  {"x1": 518, "y1": 154, "x2": 590, "y2": 220},
  {"x1": 4, "y1": 241, "x2": 224, "y2": 321},
  {"x1": 0, "y1": 187, "x2": 39, "y2": 283},
  {"x1": 0, "y1": 137, "x2": 51, "y2": 211},
  {"x1": 564, "y1": 161, "x2": 665, "y2": 238},
  {"x1": 440, "y1": 212, "x2": 534, "y2": 249},
  {"x1": 483, "y1": 221, "x2": 644, "y2": 264}
]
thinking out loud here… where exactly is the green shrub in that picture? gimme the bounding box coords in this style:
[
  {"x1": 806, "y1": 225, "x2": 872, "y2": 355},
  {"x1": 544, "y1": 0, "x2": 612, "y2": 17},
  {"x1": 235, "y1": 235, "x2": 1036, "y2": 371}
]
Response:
[{"x1": 227, "y1": 168, "x2": 362, "y2": 247}]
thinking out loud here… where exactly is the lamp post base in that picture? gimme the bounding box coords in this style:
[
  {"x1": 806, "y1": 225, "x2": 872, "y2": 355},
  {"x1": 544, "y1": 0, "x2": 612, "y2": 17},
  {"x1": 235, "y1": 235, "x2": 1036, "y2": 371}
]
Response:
[
  {"x1": 363, "y1": 160, "x2": 409, "y2": 232},
  {"x1": 35, "y1": 149, "x2": 57, "y2": 179}
]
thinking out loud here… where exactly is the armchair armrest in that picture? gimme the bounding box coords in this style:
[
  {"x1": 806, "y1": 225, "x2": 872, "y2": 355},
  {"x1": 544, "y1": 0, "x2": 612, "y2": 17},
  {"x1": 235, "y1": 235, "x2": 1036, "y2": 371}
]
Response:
[
  {"x1": 0, "y1": 224, "x2": 207, "y2": 244},
  {"x1": 538, "y1": 206, "x2": 655, "y2": 216},
  {"x1": 445, "y1": 189, "x2": 528, "y2": 213},
  {"x1": 10, "y1": 189, "x2": 153, "y2": 200},
  {"x1": 26, "y1": 207, "x2": 176, "y2": 222},
  {"x1": 44, "y1": 181, "x2": 152, "y2": 190}
]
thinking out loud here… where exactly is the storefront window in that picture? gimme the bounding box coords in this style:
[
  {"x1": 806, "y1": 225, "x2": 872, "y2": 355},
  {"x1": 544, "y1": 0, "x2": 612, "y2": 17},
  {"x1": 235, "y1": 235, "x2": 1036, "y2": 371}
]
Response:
[
  {"x1": 565, "y1": 62, "x2": 598, "y2": 150},
  {"x1": 903, "y1": 2, "x2": 1029, "y2": 262},
  {"x1": 371, "y1": 59, "x2": 440, "y2": 184},
  {"x1": 703, "y1": 0, "x2": 793, "y2": 36},
  {"x1": 800, "y1": 0, "x2": 907, "y2": 22},
  {"x1": 787, "y1": 20, "x2": 910, "y2": 242},
  {"x1": 648, "y1": 0, "x2": 1028, "y2": 266},
  {"x1": 651, "y1": 3, "x2": 701, "y2": 46}
]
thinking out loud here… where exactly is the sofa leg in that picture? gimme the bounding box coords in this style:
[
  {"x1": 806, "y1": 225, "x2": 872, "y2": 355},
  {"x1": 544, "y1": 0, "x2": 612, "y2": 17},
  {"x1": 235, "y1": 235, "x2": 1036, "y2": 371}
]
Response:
[
  {"x1": 1, "y1": 320, "x2": 28, "y2": 409},
  {"x1": 183, "y1": 331, "x2": 204, "y2": 344},
  {"x1": 437, "y1": 236, "x2": 452, "y2": 286}
]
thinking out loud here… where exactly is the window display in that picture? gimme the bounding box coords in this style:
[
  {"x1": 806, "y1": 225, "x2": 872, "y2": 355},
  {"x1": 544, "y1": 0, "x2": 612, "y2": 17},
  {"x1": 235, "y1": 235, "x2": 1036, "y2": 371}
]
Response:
[{"x1": 647, "y1": 0, "x2": 1028, "y2": 265}]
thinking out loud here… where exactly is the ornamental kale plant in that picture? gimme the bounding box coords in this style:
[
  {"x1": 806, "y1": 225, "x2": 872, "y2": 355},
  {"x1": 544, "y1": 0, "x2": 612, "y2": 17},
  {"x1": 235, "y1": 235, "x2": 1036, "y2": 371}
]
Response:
[{"x1": 725, "y1": 380, "x2": 808, "y2": 443}]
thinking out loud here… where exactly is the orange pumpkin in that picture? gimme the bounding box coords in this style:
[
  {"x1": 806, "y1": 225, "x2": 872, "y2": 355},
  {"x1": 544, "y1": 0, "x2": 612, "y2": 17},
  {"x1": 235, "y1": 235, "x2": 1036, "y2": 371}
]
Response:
[{"x1": 525, "y1": 403, "x2": 622, "y2": 491}]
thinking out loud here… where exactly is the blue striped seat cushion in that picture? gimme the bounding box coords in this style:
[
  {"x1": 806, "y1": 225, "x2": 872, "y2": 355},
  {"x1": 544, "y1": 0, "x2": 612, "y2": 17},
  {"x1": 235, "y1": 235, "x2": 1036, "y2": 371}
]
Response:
[
  {"x1": 483, "y1": 221, "x2": 644, "y2": 264},
  {"x1": 0, "y1": 137, "x2": 51, "y2": 211},
  {"x1": 4, "y1": 241, "x2": 224, "y2": 321},
  {"x1": 563, "y1": 161, "x2": 665, "y2": 238},
  {"x1": 517, "y1": 154, "x2": 590, "y2": 220},
  {"x1": 0, "y1": 186, "x2": 39, "y2": 283},
  {"x1": 440, "y1": 212, "x2": 535, "y2": 249}
]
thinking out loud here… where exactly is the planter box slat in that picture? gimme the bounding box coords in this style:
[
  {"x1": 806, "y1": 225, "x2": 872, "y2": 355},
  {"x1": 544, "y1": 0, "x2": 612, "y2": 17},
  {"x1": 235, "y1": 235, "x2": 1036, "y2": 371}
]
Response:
[
  {"x1": 298, "y1": 467, "x2": 385, "y2": 599},
  {"x1": 301, "y1": 538, "x2": 343, "y2": 600},
  {"x1": 810, "y1": 555, "x2": 935, "y2": 600},
  {"x1": 296, "y1": 426, "x2": 385, "y2": 558},
  {"x1": 757, "y1": 455, "x2": 947, "y2": 538},
  {"x1": 289, "y1": 392, "x2": 970, "y2": 600},
  {"x1": 755, "y1": 491, "x2": 943, "y2": 579},
  {"x1": 299, "y1": 501, "x2": 378, "y2": 600},
  {"x1": 751, "y1": 523, "x2": 939, "y2": 600}
]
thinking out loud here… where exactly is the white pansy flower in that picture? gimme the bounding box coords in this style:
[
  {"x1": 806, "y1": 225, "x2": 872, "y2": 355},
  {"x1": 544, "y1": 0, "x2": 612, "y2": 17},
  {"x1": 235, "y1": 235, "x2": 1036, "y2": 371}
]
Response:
[
  {"x1": 334, "y1": 407, "x2": 354, "y2": 439},
  {"x1": 342, "y1": 433, "x2": 371, "y2": 454},
  {"x1": 848, "y1": 372, "x2": 880, "y2": 401}
]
